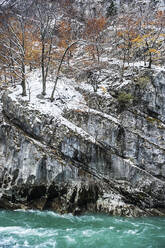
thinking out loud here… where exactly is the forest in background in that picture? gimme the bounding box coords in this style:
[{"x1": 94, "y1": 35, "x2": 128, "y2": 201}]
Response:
[{"x1": 0, "y1": 0, "x2": 164, "y2": 98}]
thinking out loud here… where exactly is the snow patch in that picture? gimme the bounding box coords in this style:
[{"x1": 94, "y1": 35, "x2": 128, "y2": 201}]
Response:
[{"x1": 9, "y1": 69, "x2": 86, "y2": 118}]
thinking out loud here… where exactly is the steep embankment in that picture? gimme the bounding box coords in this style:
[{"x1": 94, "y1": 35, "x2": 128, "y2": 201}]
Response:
[{"x1": 0, "y1": 66, "x2": 165, "y2": 217}]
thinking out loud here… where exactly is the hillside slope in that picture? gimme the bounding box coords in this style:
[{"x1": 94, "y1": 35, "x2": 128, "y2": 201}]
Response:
[{"x1": 0, "y1": 60, "x2": 165, "y2": 216}]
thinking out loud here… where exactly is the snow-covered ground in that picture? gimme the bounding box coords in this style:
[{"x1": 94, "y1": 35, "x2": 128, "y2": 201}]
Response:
[
  {"x1": 8, "y1": 53, "x2": 165, "y2": 120},
  {"x1": 6, "y1": 69, "x2": 102, "y2": 144},
  {"x1": 9, "y1": 69, "x2": 86, "y2": 117}
]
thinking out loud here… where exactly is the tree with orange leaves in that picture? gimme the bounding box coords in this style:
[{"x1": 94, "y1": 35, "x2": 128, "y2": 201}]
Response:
[
  {"x1": 131, "y1": 9, "x2": 165, "y2": 68},
  {"x1": 58, "y1": 19, "x2": 76, "y2": 67},
  {"x1": 85, "y1": 16, "x2": 107, "y2": 63},
  {"x1": 116, "y1": 14, "x2": 139, "y2": 69},
  {"x1": 0, "y1": 14, "x2": 33, "y2": 96},
  {"x1": 34, "y1": 2, "x2": 57, "y2": 96},
  {"x1": 115, "y1": 2, "x2": 165, "y2": 69}
]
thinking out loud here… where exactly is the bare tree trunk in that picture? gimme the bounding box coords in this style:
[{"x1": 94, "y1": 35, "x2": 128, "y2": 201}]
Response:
[
  {"x1": 36, "y1": 4, "x2": 57, "y2": 96},
  {"x1": 144, "y1": 52, "x2": 146, "y2": 66},
  {"x1": 4, "y1": 69, "x2": 7, "y2": 84},
  {"x1": 122, "y1": 51, "x2": 126, "y2": 71},
  {"x1": 21, "y1": 62, "x2": 26, "y2": 96},
  {"x1": 9, "y1": 40, "x2": 15, "y2": 85},
  {"x1": 41, "y1": 41, "x2": 46, "y2": 95},
  {"x1": 148, "y1": 52, "x2": 152, "y2": 68},
  {"x1": 21, "y1": 17, "x2": 27, "y2": 96},
  {"x1": 50, "y1": 41, "x2": 78, "y2": 102},
  {"x1": 44, "y1": 38, "x2": 53, "y2": 85},
  {"x1": 96, "y1": 44, "x2": 100, "y2": 64}
]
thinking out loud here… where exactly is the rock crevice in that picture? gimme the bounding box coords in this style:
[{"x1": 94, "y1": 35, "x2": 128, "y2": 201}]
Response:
[{"x1": 0, "y1": 70, "x2": 165, "y2": 217}]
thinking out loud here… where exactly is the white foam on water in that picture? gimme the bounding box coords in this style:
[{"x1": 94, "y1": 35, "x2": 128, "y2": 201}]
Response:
[
  {"x1": 0, "y1": 236, "x2": 17, "y2": 246},
  {"x1": 124, "y1": 229, "x2": 138, "y2": 235},
  {"x1": 66, "y1": 228, "x2": 74, "y2": 232},
  {"x1": 131, "y1": 222, "x2": 140, "y2": 228},
  {"x1": 1, "y1": 211, "x2": 165, "y2": 248},
  {"x1": 65, "y1": 235, "x2": 76, "y2": 243},
  {"x1": 0, "y1": 226, "x2": 24, "y2": 233},
  {"x1": 24, "y1": 240, "x2": 29, "y2": 246},
  {"x1": 109, "y1": 226, "x2": 115, "y2": 230},
  {"x1": 31, "y1": 210, "x2": 74, "y2": 221},
  {"x1": 13, "y1": 244, "x2": 19, "y2": 248},
  {"x1": 14, "y1": 209, "x2": 27, "y2": 212},
  {"x1": 0, "y1": 225, "x2": 57, "y2": 239},
  {"x1": 34, "y1": 239, "x2": 57, "y2": 248},
  {"x1": 82, "y1": 229, "x2": 98, "y2": 237},
  {"x1": 76, "y1": 214, "x2": 104, "y2": 223}
]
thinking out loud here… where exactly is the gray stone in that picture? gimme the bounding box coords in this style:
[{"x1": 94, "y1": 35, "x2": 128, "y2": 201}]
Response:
[{"x1": 0, "y1": 69, "x2": 165, "y2": 216}]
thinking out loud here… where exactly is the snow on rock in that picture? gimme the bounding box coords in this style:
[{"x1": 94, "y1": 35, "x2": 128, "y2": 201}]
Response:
[
  {"x1": 9, "y1": 69, "x2": 86, "y2": 117},
  {"x1": 3, "y1": 70, "x2": 100, "y2": 145}
]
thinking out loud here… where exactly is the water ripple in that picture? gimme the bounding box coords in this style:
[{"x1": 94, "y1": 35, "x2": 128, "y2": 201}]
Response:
[{"x1": 0, "y1": 210, "x2": 165, "y2": 248}]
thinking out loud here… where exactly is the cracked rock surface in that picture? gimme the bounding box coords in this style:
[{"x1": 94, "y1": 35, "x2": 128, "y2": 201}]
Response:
[{"x1": 0, "y1": 70, "x2": 165, "y2": 217}]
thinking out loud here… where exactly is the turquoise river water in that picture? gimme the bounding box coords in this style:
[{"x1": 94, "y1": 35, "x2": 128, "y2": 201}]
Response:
[{"x1": 0, "y1": 210, "x2": 165, "y2": 248}]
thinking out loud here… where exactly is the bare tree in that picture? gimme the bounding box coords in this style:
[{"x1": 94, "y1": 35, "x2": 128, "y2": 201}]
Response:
[
  {"x1": 50, "y1": 41, "x2": 78, "y2": 102},
  {"x1": 0, "y1": 13, "x2": 29, "y2": 95},
  {"x1": 84, "y1": 16, "x2": 107, "y2": 64},
  {"x1": 34, "y1": 1, "x2": 57, "y2": 96}
]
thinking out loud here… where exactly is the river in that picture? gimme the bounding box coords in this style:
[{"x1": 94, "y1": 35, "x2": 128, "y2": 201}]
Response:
[{"x1": 0, "y1": 210, "x2": 164, "y2": 248}]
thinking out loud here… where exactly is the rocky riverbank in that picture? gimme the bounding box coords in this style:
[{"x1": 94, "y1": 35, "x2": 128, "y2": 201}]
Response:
[{"x1": 0, "y1": 67, "x2": 165, "y2": 217}]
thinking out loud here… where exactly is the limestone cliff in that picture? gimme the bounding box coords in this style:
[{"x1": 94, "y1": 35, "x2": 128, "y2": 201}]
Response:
[{"x1": 0, "y1": 67, "x2": 165, "y2": 217}]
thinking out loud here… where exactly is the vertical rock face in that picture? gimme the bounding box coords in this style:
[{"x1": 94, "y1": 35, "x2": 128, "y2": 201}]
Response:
[{"x1": 0, "y1": 69, "x2": 165, "y2": 217}]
